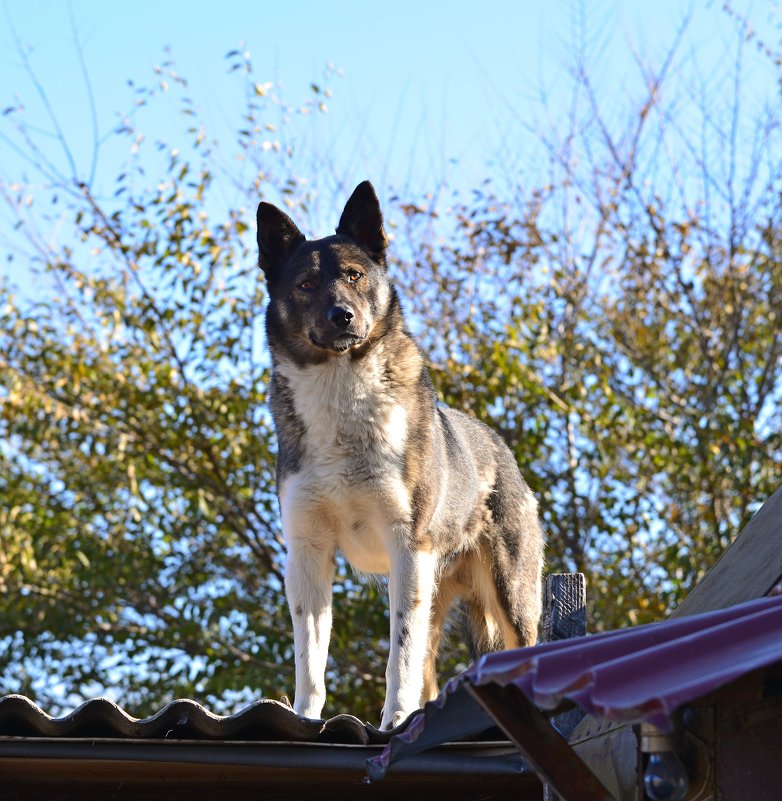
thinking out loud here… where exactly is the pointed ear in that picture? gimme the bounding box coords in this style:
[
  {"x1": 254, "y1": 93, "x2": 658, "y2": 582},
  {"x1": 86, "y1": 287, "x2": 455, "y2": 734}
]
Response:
[
  {"x1": 256, "y1": 201, "x2": 305, "y2": 282},
  {"x1": 335, "y1": 181, "x2": 388, "y2": 264}
]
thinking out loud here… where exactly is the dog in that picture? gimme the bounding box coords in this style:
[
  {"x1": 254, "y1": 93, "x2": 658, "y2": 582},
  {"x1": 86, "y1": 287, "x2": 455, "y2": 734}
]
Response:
[{"x1": 256, "y1": 181, "x2": 544, "y2": 730}]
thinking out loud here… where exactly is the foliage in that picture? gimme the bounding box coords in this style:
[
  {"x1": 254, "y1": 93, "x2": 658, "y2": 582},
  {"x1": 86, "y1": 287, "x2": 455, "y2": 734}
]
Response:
[
  {"x1": 1, "y1": 12, "x2": 781, "y2": 718},
  {"x1": 396, "y1": 17, "x2": 782, "y2": 628}
]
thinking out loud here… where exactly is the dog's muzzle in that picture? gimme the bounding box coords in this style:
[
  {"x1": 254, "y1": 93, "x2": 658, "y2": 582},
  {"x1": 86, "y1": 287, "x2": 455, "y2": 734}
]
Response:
[{"x1": 308, "y1": 305, "x2": 365, "y2": 352}]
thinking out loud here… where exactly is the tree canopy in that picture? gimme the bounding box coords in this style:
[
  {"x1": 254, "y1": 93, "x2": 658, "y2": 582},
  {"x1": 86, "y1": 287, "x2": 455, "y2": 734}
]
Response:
[{"x1": 1, "y1": 14, "x2": 780, "y2": 719}]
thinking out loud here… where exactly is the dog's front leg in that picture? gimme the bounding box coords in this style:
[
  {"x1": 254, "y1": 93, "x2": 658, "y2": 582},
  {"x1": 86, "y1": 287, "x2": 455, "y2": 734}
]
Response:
[
  {"x1": 381, "y1": 543, "x2": 437, "y2": 730},
  {"x1": 285, "y1": 543, "x2": 335, "y2": 720}
]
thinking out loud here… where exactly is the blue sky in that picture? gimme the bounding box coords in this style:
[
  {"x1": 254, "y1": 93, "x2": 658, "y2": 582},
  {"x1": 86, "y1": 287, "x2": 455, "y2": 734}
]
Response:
[{"x1": 0, "y1": 0, "x2": 779, "y2": 283}]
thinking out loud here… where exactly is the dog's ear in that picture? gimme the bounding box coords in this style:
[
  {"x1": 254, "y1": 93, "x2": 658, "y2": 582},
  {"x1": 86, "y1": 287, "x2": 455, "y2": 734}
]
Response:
[
  {"x1": 336, "y1": 181, "x2": 388, "y2": 265},
  {"x1": 256, "y1": 201, "x2": 305, "y2": 282}
]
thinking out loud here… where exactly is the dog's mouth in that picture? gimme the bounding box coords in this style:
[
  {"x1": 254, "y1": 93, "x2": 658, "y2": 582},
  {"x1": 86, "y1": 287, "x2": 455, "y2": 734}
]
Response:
[{"x1": 308, "y1": 332, "x2": 365, "y2": 353}]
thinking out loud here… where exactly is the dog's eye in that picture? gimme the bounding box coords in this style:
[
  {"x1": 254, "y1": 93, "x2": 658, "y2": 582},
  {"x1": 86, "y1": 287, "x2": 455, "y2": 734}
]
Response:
[
  {"x1": 347, "y1": 270, "x2": 363, "y2": 283},
  {"x1": 298, "y1": 280, "x2": 314, "y2": 292}
]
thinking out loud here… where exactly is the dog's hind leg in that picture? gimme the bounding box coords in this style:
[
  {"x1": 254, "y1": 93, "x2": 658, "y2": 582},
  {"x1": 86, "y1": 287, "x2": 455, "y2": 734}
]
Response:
[
  {"x1": 461, "y1": 550, "x2": 505, "y2": 656},
  {"x1": 422, "y1": 572, "x2": 461, "y2": 704},
  {"x1": 489, "y1": 529, "x2": 543, "y2": 649},
  {"x1": 482, "y1": 459, "x2": 544, "y2": 649},
  {"x1": 464, "y1": 543, "x2": 540, "y2": 652},
  {"x1": 462, "y1": 519, "x2": 542, "y2": 654}
]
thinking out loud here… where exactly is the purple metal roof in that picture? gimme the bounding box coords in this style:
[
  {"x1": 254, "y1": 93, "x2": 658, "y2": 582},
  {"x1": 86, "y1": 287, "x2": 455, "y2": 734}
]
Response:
[{"x1": 369, "y1": 593, "x2": 782, "y2": 780}]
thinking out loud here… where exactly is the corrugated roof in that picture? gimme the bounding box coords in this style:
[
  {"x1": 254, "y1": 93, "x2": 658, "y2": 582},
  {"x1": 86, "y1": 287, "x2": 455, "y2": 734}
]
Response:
[
  {"x1": 369, "y1": 593, "x2": 782, "y2": 780},
  {"x1": 0, "y1": 696, "x2": 537, "y2": 800},
  {"x1": 0, "y1": 695, "x2": 396, "y2": 745}
]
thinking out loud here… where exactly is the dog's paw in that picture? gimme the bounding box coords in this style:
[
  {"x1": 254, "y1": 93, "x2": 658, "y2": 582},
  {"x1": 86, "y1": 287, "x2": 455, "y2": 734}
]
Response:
[{"x1": 380, "y1": 708, "x2": 414, "y2": 731}]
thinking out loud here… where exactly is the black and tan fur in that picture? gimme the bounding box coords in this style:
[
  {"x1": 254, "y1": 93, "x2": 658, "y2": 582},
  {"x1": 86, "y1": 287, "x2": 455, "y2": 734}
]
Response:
[{"x1": 257, "y1": 181, "x2": 544, "y2": 729}]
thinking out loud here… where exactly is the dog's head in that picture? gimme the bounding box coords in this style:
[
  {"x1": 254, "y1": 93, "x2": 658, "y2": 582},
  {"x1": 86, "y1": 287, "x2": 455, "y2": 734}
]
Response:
[{"x1": 257, "y1": 181, "x2": 393, "y2": 362}]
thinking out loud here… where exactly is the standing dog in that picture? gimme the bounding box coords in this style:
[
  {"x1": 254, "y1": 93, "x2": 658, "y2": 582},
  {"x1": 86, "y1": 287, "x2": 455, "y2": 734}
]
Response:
[{"x1": 257, "y1": 181, "x2": 544, "y2": 729}]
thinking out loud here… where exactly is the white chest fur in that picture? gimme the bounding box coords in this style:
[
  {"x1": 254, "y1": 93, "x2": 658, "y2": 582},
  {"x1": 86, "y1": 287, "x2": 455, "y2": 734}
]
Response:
[
  {"x1": 277, "y1": 348, "x2": 407, "y2": 462},
  {"x1": 276, "y1": 350, "x2": 411, "y2": 574}
]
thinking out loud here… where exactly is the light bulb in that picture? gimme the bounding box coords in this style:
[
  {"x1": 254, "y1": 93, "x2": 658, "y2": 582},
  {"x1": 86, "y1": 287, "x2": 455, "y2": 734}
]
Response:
[{"x1": 643, "y1": 750, "x2": 689, "y2": 801}]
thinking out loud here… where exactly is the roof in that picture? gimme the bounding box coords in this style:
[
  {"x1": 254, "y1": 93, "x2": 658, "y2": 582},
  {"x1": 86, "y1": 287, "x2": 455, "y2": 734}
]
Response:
[
  {"x1": 0, "y1": 738, "x2": 537, "y2": 801},
  {"x1": 0, "y1": 696, "x2": 389, "y2": 744},
  {"x1": 369, "y1": 593, "x2": 782, "y2": 781},
  {"x1": 0, "y1": 696, "x2": 538, "y2": 801}
]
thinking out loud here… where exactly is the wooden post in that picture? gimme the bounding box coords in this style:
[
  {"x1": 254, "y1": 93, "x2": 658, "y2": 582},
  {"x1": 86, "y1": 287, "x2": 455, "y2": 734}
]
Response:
[
  {"x1": 542, "y1": 572, "x2": 588, "y2": 801},
  {"x1": 542, "y1": 572, "x2": 587, "y2": 643}
]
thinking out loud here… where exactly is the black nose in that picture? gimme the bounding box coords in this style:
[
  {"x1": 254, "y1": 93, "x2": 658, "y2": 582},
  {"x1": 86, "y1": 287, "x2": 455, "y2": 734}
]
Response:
[{"x1": 328, "y1": 306, "x2": 354, "y2": 329}]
